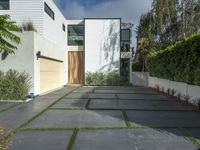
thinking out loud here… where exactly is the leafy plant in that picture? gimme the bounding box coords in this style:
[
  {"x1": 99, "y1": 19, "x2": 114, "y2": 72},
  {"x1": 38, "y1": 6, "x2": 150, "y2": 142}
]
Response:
[
  {"x1": 167, "y1": 88, "x2": 171, "y2": 95},
  {"x1": 0, "y1": 127, "x2": 13, "y2": 150},
  {"x1": 85, "y1": 71, "x2": 130, "y2": 86},
  {"x1": 155, "y1": 85, "x2": 160, "y2": 92},
  {"x1": 132, "y1": 60, "x2": 143, "y2": 72},
  {"x1": 0, "y1": 70, "x2": 32, "y2": 100},
  {"x1": 0, "y1": 15, "x2": 22, "y2": 54},
  {"x1": 171, "y1": 89, "x2": 176, "y2": 96},
  {"x1": 22, "y1": 21, "x2": 36, "y2": 31}
]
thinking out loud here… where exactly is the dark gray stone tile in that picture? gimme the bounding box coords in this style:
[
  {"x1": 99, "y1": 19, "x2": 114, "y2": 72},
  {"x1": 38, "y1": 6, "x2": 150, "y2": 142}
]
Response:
[
  {"x1": 51, "y1": 98, "x2": 88, "y2": 109},
  {"x1": 94, "y1": 89, "x2": 157, "y2": 94},
  {"x1": 127, "y1": 111, "x2": 200, "y2": 127},
  {"x1": 89, "y1": 94, "x2": 117, "y2": 99},
  {"x1": 89, "y1": 100, "x2": 196, "y2": 110},
  {"x1": 73, "y1": 128, "x2": 197, "y2": 150},
  {"x1": 9, "y1": 131, "x2": 72, "y2": 150},
  {"x1": 0, "y1": 87, "x2": 75, "y2": 132},
  {"x1": 27, "y1": 110, "x2": 126, "y2": 128},
  {"x1": 65, "y1": 93, "x2": 89, "y2": 99},
  {"x1": 73, "y1": 87, "x2": 94, "y2": 93},
  {"x1": 117, "y1": 94, "x2": 169, "y2": 100}
]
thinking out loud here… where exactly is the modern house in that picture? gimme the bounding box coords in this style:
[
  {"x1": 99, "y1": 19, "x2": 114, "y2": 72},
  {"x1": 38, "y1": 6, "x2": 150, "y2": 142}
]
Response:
[{"x1": 0, "y1": 0, "x2": 133, "y2": 96}]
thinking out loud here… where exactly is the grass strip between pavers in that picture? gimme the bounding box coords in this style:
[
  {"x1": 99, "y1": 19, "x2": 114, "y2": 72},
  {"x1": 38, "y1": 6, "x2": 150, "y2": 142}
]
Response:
[
  {"x1": 122, "y1": 110, "x2": 131, "y2": 127},
  {"x1": 180, "y1": 128, "x2": 200, "y2": 148},
  {"x1": 87, "y1": 108, "x2": 198, "y2": 112},
  {"x1": 85, "y1": 99, "x2": 91, "y2": 109},
  {"x1": 67, "y1": 128, "x2": 79, "y2": 150},
  {"x1": 0, "y1": 103, "x2": 21, "y2": 113},
  {"x1": 14, "y1": 87, "x2": 80, "y2": 132}
]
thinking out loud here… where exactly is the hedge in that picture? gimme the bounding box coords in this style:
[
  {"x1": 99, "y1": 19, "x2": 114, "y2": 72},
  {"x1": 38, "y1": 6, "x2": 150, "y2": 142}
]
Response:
[
  {"x1": 146, "y1": 34, "x2": 200, "y2": 85},
  {"x1": 132, "y1": 61, "x2": 143, "y2": 72}
]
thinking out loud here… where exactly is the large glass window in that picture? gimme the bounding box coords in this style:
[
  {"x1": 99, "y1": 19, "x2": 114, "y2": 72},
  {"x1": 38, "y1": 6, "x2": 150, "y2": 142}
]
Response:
[
  {"x1": 44, "y1": 2, "x2": 54, "y2": 20},
  {"x1": 0, "y1": 0, "x2": 9, "y2": 10},
  {"x1": 68, "y1": 25, "x2": 84, "y2": 46}
]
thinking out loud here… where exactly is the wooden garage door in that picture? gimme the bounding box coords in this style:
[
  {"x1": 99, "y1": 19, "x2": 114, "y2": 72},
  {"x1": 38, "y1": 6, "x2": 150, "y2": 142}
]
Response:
[
  {"x1": 40, "y1": 58, "x2": 62, "y2": 94},
  {"x1": 68, "y1": 51, "x2": 84, "y2": 84}
]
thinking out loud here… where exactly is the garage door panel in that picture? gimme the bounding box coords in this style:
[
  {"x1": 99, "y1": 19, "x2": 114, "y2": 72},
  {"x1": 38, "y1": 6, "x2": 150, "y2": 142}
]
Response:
[{"x1": 40, "y1": 58, "x2": 63, "y2": 94}]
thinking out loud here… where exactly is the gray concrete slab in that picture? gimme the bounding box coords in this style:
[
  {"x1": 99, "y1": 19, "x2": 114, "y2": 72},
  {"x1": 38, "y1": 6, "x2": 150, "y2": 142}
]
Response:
[
  {"x1": 0, "y1": 87, "x2": 75, "y2": 132},
  {"x1": 117, "y1": 93, "x2": 170, "y2": 100},
  {"x1": 94, "y1": 89, "x2": 158, "y2": 94},
  {"x1": 73, "y1": 128, "x2": 197, "y2": 150},
  {"x1": 65, "y1": 93, "x2": 90, "y2": 99},
  {"x1": 127, "y1": 111, "x2": 200, "y2": 127},
  {"x1": 73, "y1": 87, "x2": 94, "y2": 93},
  {"x1": 0, "y1": 103, "x2": 18, "y2": 112},
  {"x1": 89, "y1": 93, "x2": 117, "y2": 99},
  {"x1": 94, "y1": 86, "x2": 145, "y2": 90},
  {"x1": 51, "y1": 98, "x2": 88, "y2": 109},
  {"x1": 27, "y1": 110, "x2": 126, "y2": 128},
  {"x1": 9, "y1": 130, "x2": 73, "y2": 150},
  {"x1": 89, "y1": 99, "x2": 196, "y2": 110}
]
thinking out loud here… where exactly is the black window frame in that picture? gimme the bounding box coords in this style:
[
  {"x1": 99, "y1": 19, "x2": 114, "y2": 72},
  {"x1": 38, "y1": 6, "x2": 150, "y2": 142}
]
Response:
[
  {"x1": 121, "y1": 29, "x2": 131, "y2": 42},
  {"x1": 44, "y1": 2, "x2": 55, "y2": 20},
  {"x1": 0, "y1": 0, "x2": 10, "y2": 10},
  {"x1": 68, "y1": 24, "x2": 84, "y2": 46},
  {"x1": 62, "y1": 24, "x2": 65, "y2": 32}
]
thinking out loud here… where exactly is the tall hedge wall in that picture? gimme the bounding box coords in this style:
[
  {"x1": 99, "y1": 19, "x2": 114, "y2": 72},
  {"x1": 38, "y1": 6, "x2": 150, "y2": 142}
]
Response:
[{"x1": 146, "y1": 34, "x2": 200, "y2": 85}]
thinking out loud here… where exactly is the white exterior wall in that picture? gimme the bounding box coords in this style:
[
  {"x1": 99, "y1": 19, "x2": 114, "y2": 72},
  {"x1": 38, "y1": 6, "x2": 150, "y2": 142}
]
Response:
[
  {"x1": 66, "y1": 20, "x2": 84, "y2": 52},
  {"x1": 131, "y1": 72, "x2": 149, "y2": 87},
  {"x1": 43, "y1": 0, "x2": 67, "y2": 48},
  {"x1": 148, "y1": 76, "x2": 200, "y2": 106},
  {"x1": 84, "y1": 19, "x2": 121, "y2": 74},
  {"x1": 0, "y1": 32, "x2": 35, "y2": 93},
  {"x1": 0, "y1": 0, "x2": 44, "y2": 33}
]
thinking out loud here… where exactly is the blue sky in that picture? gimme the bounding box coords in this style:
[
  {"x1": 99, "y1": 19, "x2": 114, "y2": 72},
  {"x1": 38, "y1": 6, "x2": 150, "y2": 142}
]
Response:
[{"x1": 53, "y1": 0, "x2": 152, "y2": 48}]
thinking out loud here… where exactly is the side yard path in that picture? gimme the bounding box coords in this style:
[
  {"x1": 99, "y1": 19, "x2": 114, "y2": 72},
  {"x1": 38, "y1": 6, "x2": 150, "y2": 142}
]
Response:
[{"x1": 1, "y1": 86, "x2": 200, "y2": 150}]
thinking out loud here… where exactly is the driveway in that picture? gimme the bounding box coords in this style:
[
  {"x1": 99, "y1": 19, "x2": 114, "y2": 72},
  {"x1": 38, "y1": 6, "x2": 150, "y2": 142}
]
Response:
[{"x1": 1, "y1": 86, "x2": 200, "y2": 150}]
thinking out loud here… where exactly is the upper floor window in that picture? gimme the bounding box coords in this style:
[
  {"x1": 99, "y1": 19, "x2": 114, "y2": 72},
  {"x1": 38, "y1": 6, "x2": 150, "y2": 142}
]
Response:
[
  {"x1": 121, "y1": 29, "x2": 130, "y2": 41},
  {"x1": 44, "y1": 2, "x2": 54, "y2": 20},
  {"x1": 0, "y1": 0, "x2": 9, "y2": 10},
  {"x1": 68, "y1": 25, "x2": 84, "y2": 46}
]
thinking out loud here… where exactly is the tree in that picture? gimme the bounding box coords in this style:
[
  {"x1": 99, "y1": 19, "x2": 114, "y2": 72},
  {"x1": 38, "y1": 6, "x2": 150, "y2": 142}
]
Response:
[{"x1": 0, "y1": 15, "x2": 22, "y2": 54}]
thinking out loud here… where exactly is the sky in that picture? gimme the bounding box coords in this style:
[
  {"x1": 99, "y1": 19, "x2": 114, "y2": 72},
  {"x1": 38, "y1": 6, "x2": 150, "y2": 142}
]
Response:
[{"x1": 53, "y1": 0, "x2": 153, "y2": 48}]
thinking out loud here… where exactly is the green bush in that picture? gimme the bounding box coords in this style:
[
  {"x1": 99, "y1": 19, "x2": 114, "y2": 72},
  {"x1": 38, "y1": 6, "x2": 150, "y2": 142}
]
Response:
[
  {"x1": 146, "y1": 34, "x2": 200, "y2": 85},
  {"x1": 0, "y1": 70, "x2": 32, "y2": 101},
  {"x1": 86, "y1": 71, "x2": 130, "y2": 86},
  {"x1": 132, "y1": 61, "x2": 143, "y2": 72}
]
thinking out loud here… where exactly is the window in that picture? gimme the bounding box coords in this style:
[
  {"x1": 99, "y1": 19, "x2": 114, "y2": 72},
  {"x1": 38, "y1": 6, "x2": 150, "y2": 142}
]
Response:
[
  {"x1": 44, "y1": 2, "x2": 54, "y2": 20},
  {"x1": 121, "y1": 29, "x2": 130, "y2": 41},
  {"x1": 62, "y1": 24, "x2": 65, "y2": 32},
  {"x1": 0, "y1": 0, "x2": 9, "y2": 10},
  {"x1": 68, "y1": 25, "x2": 84, "y2": 46}
]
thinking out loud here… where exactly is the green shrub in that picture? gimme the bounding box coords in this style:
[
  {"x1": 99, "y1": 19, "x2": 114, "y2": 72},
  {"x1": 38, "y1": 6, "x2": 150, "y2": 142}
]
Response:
[
  {"x1": 86, "y1": 71, "x2": 130, "y2": 86},
  {"x1": 22, "y1": 21, "x2": 36, "y2": 31},
  {"x1": 0, "y1": 70, "x2": 32, "y2": 100},
  {"x1": 132, "y1": 61, "x2": 143, "y2": 72},
  {"x1": 146, "y1": 34, "x2": 200, "y2": 85}
]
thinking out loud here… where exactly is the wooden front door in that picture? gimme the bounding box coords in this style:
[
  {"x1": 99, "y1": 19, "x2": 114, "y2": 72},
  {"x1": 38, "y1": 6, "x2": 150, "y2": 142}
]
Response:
[{"x1": 68, "y1": 51, "x2": 84, "y2": 84}]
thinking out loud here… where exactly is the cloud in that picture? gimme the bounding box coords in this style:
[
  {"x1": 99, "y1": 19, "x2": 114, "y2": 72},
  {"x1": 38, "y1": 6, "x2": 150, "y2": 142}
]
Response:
[{"x1": 54, "y1": 0, "x2": 152, "y2": 47}]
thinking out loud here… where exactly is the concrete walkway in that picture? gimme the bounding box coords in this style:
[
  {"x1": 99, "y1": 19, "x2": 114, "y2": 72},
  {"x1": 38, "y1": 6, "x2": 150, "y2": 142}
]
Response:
[{"x1": 1, "y1": 86, "x2": 200, "y2": 150}]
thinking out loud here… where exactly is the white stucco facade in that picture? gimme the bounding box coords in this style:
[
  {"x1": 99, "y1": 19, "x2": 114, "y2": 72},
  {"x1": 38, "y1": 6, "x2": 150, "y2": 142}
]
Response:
[{"x1": 84, "y1": 19, "x2": 121, "y2": 74}]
